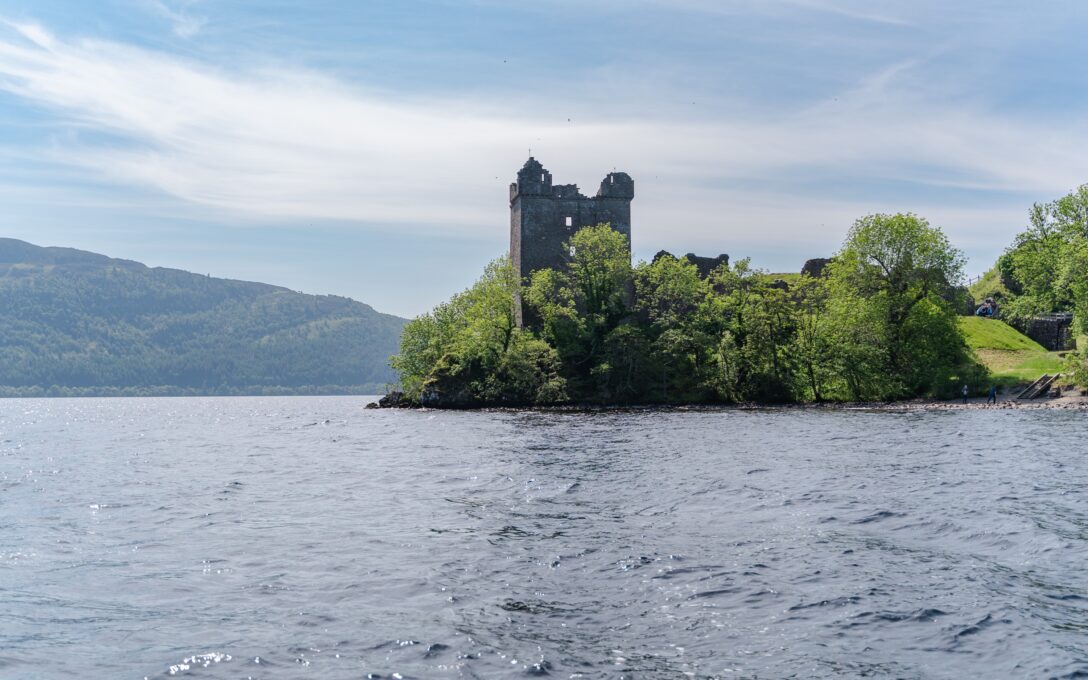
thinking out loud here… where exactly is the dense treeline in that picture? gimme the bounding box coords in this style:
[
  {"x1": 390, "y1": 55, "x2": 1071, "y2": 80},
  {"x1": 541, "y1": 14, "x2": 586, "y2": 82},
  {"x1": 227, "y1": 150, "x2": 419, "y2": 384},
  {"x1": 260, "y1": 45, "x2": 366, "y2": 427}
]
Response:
[
  {"x1": 978, "y1": 185, "x2": 1088, "y2": 388},
  {"x1": 393, "y1": 214, "x2": 985, "y2": 407},
  {"x1": 992, "y1": 185, "x2": 1088, "y2": 329},
  {"x1": 0, "y1": 239, "x2": 405, "y2": 394}
]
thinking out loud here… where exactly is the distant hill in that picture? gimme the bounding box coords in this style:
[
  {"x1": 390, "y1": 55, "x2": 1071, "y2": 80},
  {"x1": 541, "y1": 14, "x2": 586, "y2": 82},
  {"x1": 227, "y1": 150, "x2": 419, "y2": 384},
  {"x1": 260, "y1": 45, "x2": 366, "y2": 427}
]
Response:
[{"x1": 0, "y1": 238, "x2": 406, "y2": 396}]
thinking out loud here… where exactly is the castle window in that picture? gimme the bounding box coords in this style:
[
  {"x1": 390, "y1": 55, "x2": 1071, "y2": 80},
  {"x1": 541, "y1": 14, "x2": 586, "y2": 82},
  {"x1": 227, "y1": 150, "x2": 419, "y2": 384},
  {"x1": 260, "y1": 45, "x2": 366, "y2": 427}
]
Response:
[{"x1": 565, "y1": 216, "x2": 572, "y2": 227}]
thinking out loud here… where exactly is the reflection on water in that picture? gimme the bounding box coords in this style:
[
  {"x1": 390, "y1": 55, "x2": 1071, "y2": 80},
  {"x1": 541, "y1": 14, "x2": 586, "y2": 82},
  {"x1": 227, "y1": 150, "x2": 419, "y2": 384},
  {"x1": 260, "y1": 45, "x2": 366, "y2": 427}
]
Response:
[{"x1": 1, "y1": 398, "x2": 1087, "y2": 679}]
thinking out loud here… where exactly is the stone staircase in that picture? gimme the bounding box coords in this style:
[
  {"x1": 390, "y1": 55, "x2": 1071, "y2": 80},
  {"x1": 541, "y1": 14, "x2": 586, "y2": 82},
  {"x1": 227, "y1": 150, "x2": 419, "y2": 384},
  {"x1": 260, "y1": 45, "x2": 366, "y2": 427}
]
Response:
[{"x1": 1016, "y1": 374, "x2": 1060, "y2": 400}]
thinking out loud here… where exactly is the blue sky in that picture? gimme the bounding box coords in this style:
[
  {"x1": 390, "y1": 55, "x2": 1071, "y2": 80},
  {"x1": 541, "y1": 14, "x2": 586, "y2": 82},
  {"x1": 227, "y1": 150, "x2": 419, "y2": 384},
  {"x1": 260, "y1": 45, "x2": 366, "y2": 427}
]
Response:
[{"x1": 1, "y1": 1, "x2": 1088, "y2": 316}]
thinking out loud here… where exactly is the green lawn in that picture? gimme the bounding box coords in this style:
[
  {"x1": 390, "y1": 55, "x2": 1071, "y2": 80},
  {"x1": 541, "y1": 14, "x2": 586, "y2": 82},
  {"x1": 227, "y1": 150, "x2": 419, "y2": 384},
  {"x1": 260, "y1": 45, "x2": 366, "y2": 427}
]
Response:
[
  {"x1": 959, "y1": 317, "x2": 1067, "y2": 386},
  {"x1": 959, "y1": 316, "x2": 1046, "y2": 351},
  {"x1": 766, "y1": 273, "x2": 802, "y2": 284},
  {"x1": 974, "y1": 349, "x2": 1066, "y2": 384}
]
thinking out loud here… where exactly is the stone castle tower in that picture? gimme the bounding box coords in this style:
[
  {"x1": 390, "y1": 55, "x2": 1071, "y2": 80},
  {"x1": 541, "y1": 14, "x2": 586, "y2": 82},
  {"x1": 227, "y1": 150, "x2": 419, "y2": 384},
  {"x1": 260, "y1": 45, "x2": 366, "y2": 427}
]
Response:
[{"x1": 509, "y1": 157, "x2": 634, "y2": 290}]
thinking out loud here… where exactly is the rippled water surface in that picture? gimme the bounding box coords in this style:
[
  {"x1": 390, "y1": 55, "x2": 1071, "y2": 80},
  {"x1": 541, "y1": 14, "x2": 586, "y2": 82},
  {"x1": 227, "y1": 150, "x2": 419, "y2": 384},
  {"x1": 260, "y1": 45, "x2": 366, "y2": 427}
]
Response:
[{"x1": 2, "y1": 397, "x2": 1088, "y2": 679}]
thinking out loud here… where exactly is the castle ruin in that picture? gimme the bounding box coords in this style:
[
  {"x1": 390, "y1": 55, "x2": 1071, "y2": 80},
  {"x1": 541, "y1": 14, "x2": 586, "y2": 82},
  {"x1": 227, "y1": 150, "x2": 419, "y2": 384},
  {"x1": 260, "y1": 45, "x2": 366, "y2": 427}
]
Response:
[{"x1": 510, "y1": 157, "x2": 633, "y2": 273}]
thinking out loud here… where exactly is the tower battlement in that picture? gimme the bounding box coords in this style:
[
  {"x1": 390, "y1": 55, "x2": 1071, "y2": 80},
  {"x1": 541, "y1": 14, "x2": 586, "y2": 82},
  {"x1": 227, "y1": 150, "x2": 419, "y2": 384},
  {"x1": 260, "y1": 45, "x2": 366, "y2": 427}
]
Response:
[{"x1": 509, "y1": 157, "x2": 634, "y2": 305}]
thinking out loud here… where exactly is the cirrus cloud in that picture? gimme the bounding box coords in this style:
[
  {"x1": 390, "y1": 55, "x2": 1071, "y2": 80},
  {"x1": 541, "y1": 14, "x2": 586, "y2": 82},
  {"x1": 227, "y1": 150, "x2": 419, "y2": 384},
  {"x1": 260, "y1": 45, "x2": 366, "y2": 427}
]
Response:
[{"x1": 0, "y1": 15, "x2": 1085, "y2": 272}]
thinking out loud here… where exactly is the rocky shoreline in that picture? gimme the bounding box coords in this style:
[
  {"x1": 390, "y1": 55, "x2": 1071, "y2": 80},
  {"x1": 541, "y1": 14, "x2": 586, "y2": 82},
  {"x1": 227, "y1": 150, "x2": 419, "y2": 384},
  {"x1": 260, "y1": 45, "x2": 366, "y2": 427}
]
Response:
[
  {"x1": 367, "y1": 391, "x2": 1088, "y2": 412},
  {"x1": 877, "y1": 394, "x2": 1088, "y2": 411}
]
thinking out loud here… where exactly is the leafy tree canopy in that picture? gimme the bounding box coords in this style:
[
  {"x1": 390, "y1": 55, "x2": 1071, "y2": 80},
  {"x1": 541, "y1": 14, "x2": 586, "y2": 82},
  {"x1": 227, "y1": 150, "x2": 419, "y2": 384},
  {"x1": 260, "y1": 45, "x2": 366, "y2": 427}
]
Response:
[
  {"x1": 999, "y1": 185, "x2": 1088, "y2": 327},
  {"x1": 393, "y1": 216, "x2": 984, "y2": 406},
  {"x1": 994, "y1": 185, "x2": 1088, "y2": 389}
]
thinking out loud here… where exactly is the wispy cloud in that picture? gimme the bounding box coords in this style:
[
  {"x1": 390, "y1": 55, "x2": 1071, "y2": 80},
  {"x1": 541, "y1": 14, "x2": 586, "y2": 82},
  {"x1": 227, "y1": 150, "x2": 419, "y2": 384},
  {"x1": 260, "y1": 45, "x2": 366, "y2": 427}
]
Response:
[
  {"x1": 785, "y1": 0, "x2": 911, "y2": 26},
  {"x1": 0, "y1": 18, "x2": 1084, "y2": 261},
  {"x1": 144, "y1": 0, "x2": 205, "y2": 39},
  {"x1": 611, "y1": 0, "x2": 912, "y2": 26}
]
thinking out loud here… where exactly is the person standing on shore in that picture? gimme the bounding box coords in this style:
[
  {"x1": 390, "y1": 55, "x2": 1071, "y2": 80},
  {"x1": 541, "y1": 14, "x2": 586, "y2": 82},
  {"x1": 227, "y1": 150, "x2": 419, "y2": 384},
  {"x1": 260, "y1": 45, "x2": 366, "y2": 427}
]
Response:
[
  {"x1": 962, "y1": 384, "x2": 969, "y2": 404},
  {"x1": 987, "y1": 385, "x2": 998, "y2": 404}
]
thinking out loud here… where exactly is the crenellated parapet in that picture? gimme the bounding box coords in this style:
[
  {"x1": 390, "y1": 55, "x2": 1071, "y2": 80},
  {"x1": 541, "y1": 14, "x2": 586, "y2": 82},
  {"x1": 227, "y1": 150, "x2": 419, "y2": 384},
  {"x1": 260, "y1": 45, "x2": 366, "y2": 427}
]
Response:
[
  {"x1": 598, "y1": 172, "x2": 634, "y2": 200},
  {"x1": 510, "y1": 157, "x2": 634, "y2": 324}
]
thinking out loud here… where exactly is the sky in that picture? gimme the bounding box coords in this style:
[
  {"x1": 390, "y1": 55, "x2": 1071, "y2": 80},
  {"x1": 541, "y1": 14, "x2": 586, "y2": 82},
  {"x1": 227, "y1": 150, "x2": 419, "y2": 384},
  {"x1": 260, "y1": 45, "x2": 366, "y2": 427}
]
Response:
[{"x1": 1, "y1": 1, "x2": 1088, "y2": 317}]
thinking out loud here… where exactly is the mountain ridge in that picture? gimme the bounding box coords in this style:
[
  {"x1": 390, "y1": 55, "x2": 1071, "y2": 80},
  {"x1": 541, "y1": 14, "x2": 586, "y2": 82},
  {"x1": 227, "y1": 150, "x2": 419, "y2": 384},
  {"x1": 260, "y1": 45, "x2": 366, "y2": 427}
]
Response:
[{"x1": 0, "y1": 238, "x2": 406, "y2": 396}]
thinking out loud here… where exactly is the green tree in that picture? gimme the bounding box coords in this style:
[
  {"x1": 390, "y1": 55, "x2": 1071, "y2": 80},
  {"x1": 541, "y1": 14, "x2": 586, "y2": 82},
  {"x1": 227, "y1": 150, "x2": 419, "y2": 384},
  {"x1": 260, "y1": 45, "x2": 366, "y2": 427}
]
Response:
[
  {"x1": 996, "y1": 185, "x2": 1088, "y2": 390},
  {"x1": 1000, "y1": 185, "x2": 1088, "y2": 334},
  {"x1": 826, "y1": 213, "x2": 977, "y2": 398},
  {"x1": 526, "y1": 224, "x2": 633, "y2": 397},
  {"x1": 698, "y1": 259, "x2": 800, "y2": 402},
  {"x1": 390, "y1": 215, "x2": 989, "y2": 406},
  {"x1": 633, "y1": 254, "x2": 713, "y2": 401},
  {"x1": 392, "y1": 256, "x2": 566, "y2": 405},
  {"x1": 790, "y1": 276, "x2": 835, "y2": 402},
  {"x1": 567, "y1": 224, "x2": 632, "y2": 322},
  {"x1": 634, "y1": 253, "x2": 707, "y2": 329}
]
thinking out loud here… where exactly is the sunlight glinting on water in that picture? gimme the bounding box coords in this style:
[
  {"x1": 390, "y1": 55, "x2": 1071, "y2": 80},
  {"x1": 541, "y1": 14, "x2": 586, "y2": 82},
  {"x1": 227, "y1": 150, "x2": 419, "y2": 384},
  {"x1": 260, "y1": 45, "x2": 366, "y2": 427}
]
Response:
[{"x1": 2, "y1": 396, "x2": 1087, "y2": 679}]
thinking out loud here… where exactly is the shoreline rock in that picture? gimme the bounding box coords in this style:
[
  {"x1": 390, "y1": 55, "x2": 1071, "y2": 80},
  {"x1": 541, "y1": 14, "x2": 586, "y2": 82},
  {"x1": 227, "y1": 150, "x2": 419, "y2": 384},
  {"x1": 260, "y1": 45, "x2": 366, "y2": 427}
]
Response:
[
  {"x1": 365, "y1": 391, "x2": 419, "y2": 409},
  {"x1": 366, "y1": 392, "x2": 1088, "y2": 412}
]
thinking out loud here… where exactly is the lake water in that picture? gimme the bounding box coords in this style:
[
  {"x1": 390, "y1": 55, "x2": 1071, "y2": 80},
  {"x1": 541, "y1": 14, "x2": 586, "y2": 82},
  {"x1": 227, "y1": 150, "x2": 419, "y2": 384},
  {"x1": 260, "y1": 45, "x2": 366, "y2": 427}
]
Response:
[{"x1": 2, "y1": 397, "x2": 1087, "y2": 679}]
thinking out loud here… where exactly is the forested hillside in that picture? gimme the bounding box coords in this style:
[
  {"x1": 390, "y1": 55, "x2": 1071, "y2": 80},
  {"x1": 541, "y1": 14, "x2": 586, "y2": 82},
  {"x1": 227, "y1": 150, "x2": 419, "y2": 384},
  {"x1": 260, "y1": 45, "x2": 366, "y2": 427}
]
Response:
[{"x1": 0, "y1": 239, "x2": 405, "y2": 396}]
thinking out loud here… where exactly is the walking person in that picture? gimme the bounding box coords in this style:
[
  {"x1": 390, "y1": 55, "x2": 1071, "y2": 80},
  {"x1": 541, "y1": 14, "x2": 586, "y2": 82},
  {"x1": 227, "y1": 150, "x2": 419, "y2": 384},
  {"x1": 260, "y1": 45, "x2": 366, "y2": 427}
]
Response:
[
  {"x1": 962, "y1": 384, "x2": 969, "y2": 404},
  {"x1": 987, "y1": 385, "x2": 998, "y2": 405}
]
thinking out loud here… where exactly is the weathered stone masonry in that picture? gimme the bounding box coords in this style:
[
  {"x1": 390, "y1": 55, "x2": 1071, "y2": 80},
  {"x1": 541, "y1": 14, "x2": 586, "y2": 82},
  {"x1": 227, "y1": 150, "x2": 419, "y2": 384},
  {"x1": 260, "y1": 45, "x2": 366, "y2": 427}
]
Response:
[
  {"x1": 510, "y1": 158, "x2": 634, "y2": 323},
  {"x1": 510, "y1": 158, "x2": 634, "y2": 280},
  {"x1": 653, "y1": 250, "x2": 730, "y2": 278},
  {"x1": 1022, "y1": 313, "x2": 1076, "y2": 352}
]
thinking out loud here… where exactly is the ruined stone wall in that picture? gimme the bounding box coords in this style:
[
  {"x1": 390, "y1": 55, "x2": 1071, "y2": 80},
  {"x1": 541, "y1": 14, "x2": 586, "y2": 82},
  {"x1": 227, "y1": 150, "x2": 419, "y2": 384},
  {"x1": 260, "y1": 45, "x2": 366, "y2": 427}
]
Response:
[
  {"x1": 1022, "y1": 313, "x2": 1076, "y2": 351},
  {"x1": 801, "y1": 258, "x2": 831, "y2": 278},
  {"x1": 683, "y1": 253, "x2": 729, "y2": 277},
  {"x1": 652, "y1": 250, "x2": 729, "y2": 278},
  {"x1": 510, "y1": 158, "x2": 633, "y2": 324}
]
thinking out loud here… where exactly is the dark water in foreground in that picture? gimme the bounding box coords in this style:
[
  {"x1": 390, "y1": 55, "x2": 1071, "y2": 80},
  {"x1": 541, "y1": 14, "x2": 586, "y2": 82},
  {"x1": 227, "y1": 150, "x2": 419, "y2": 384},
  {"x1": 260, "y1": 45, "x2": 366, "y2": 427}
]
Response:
[{"x1": 2, "y1": 398, "x2": 1087, "y2": 679}]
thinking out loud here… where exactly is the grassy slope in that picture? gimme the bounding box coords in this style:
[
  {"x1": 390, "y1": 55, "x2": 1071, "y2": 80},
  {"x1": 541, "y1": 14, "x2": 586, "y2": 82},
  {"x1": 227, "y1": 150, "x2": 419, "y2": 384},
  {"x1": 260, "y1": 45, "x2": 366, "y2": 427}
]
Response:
[
  {"x1": 959, "y1": 317, "x2": 1065, "y2": 385},
  {"x1": 766, "y1": 273, "x2": 802, "y2": 284},
  {"x1": 960, "y1": 316, "x2": 1044, "y2": 351},
  {"x1": 968, "y1": 266, "x2": 1010, "y2": 302}
]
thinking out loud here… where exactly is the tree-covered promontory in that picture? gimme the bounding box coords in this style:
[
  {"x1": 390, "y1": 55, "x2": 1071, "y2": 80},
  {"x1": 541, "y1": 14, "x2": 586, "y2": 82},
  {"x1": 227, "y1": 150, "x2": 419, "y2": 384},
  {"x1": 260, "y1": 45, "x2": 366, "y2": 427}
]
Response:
[{"x1": 393, "y1": 215, "x2": 985, "y2": 407}]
